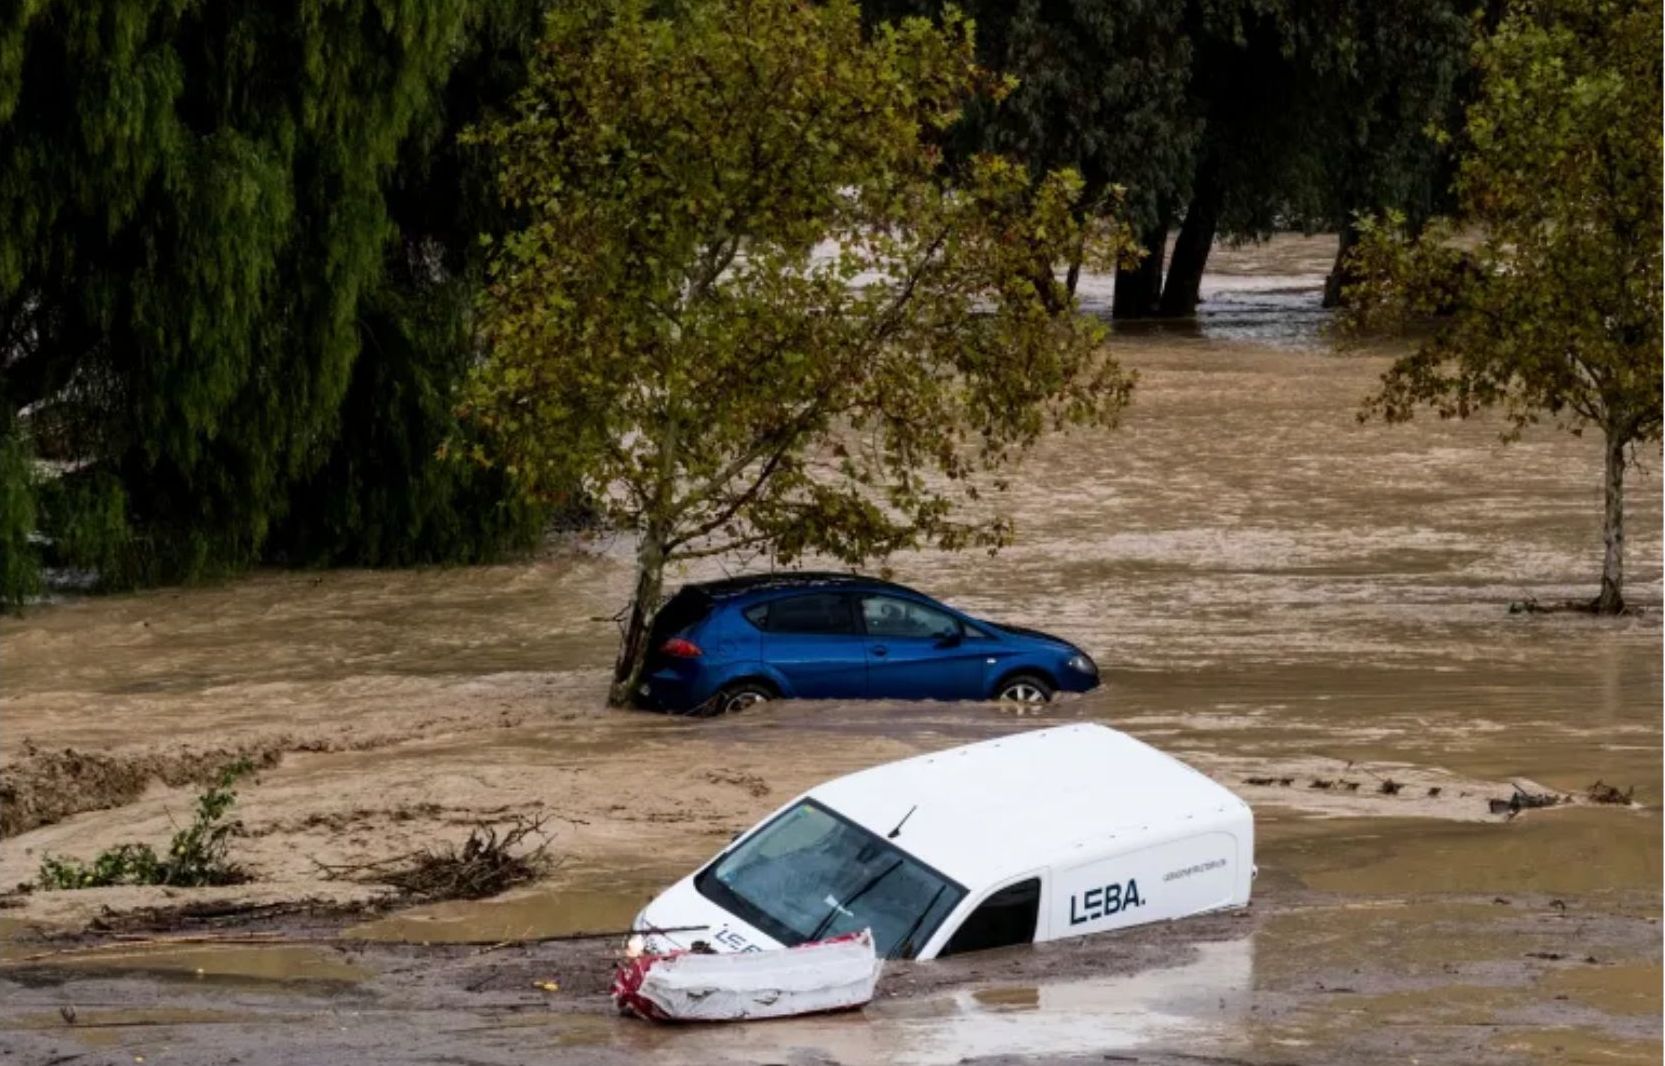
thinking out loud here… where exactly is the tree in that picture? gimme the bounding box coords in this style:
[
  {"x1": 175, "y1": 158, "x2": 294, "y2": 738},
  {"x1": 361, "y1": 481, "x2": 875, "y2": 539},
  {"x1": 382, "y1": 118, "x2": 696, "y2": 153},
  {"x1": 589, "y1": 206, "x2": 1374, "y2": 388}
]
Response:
[
  {"x1": 464, "y1": 0, "x2": 1134, "y2": 706},
  {"x1": 1342, "y1": 0, "x2": 1661, "y2": 613},
  {"x1": 1142, "y1": 0, "x2": 1472, "y2": 319},
  {"x1": 1313, "y1": 0, "x2": 1473, "y2": 308},
  {"x1": 266, "y1": 0, "x2": 556, "y2": 567},
  {"x1": 868, "y1": 0, "x2": 1197, "y2": 306},
  {"x1": 0, "y1": 1, "x2": 546, "y2": 606}
]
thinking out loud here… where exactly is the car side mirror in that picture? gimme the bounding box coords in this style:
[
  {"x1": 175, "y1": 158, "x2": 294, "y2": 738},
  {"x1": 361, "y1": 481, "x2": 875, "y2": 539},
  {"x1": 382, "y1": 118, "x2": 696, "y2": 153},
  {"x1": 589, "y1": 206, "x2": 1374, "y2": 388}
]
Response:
[{"x1": 935, "y1": 630, "x2": 963, "y2": 649}]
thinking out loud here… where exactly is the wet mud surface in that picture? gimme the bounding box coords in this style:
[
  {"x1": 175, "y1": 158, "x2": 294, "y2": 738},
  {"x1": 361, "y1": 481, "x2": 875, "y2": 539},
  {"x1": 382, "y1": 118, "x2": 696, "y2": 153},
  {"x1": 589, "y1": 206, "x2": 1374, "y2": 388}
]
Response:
[{"x1": 2, "y1": 236, "x2": 1660, "y2": 1063}]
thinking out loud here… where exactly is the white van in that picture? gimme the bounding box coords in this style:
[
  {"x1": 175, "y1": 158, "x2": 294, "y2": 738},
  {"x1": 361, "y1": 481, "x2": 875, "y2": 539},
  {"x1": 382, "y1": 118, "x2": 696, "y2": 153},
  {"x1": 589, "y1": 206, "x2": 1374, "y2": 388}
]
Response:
[{"x1": 632, "y1": 723, "x2": 1253, "y2": 961}]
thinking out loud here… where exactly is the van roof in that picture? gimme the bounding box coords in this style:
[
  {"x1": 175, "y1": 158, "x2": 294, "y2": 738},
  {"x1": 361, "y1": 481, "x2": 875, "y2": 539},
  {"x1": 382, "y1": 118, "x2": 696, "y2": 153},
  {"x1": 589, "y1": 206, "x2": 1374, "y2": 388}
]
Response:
[{"x1": 807, "y1": 723, "x2": 1248, "y2": 889}]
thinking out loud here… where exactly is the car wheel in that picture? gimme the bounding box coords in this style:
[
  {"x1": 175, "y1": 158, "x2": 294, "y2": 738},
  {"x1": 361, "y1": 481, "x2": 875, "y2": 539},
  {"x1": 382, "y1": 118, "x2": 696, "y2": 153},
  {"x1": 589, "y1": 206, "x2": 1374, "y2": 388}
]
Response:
[
  {"x1": 702, "y1": 681, "x2": 774, "y2": 717},
  {"x1": 996, "y1": 674, "x2": 1053, "y2": 706}
]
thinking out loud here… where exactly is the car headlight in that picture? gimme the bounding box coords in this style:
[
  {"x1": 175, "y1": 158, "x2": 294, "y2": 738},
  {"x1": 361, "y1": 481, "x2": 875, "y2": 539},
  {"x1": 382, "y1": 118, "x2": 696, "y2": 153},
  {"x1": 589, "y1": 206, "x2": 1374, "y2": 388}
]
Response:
[{"x1": 1066, "y1": 653, "x2": 1097, "y2": 675}]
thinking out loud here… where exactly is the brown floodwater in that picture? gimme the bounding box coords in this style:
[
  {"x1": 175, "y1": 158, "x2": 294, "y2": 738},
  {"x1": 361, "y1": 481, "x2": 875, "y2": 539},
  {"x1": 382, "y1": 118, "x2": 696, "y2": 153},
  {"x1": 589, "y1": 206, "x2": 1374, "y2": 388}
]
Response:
[{"x1": 1, "y1": 235, "x2": 1659, "y2": 1064}]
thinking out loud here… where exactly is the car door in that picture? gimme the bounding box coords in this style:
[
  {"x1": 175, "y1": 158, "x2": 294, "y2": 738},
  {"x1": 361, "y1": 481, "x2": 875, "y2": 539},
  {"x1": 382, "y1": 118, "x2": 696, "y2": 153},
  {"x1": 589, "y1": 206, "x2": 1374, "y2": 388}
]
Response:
[
  {"x1": 751, "y1": 592, "x2": 868, "y2": 699},
  {"x1": 858, "y1": 594, "x2": 985, "y2": 700}
]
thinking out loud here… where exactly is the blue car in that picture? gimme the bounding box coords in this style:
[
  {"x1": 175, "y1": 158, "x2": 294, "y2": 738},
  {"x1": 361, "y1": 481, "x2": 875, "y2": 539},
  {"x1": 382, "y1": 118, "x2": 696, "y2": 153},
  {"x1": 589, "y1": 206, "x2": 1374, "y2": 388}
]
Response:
[{"x1": 633, "y1": 573, "x2": 1100, "y2": 715}]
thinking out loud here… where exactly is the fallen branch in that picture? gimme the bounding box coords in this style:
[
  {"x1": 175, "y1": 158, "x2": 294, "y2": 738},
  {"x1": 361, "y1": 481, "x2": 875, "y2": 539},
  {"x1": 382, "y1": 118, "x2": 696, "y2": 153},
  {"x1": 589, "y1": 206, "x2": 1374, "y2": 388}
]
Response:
[
  {"x1": 1585, "y1": 780, "x2": 1634, "y2": 805},
  {"x1": 316, "y1": 817, "x2": 553, "y2": 903}
]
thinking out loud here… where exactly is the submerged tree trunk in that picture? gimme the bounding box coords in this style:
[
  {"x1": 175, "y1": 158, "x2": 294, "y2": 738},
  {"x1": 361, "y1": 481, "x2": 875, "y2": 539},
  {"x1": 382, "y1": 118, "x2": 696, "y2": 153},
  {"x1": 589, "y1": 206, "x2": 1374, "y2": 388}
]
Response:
[
  {"x1": 609, "y1": 536, "x2": 668, "y2": 706},
  {"x1": 1112, "y1": 221, "x2": 1167, "y2": 318},
  {"x1": 1065, "y1": 228, "x2": 1086, "y2": 299},
  {"x1": 1158, "y1": 165, "x2": 1222, "y2": 318},
  {"x1": 1322, "y1": 221, "x2": 1362, "y2": 309},
  {"x1": 1594, "y1": 429, "x2": 1626, "y2": 614}
]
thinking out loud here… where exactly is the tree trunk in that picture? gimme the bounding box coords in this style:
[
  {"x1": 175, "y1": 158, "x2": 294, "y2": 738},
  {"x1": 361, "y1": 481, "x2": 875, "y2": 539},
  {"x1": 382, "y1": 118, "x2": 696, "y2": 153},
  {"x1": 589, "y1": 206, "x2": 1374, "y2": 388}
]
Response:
[
  {"x1": 1065, "y1": 240, "x2": 1084, "y2": 300},
  {"x1": 1322, "y1": 221, "x2": 1361, "y2": 309},
  {"x1": 1112, "y1": 222, "x2": 1167, "y2": 319},
  {"x1": 1158, "y1": 167, "x2": 1221, "y2": 318},
  {"x1": 608, "y1": 537, "x2": 667, "y2": 706},
  {"x1": 1594, "y1": 430, "x2": 1626, "y2": 614}
]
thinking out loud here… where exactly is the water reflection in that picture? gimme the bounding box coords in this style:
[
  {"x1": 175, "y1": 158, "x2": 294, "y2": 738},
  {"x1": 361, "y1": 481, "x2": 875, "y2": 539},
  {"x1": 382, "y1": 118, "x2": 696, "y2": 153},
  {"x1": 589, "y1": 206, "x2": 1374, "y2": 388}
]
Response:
[{"x1": 608, "y1": 938, "x2": 1255, "y2": 1065}]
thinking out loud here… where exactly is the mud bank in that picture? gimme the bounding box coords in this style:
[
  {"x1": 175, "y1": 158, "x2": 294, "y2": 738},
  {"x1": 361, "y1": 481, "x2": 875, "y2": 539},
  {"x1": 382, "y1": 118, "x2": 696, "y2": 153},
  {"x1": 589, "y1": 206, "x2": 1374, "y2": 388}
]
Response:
[{"x1": 0, "y1": 883, "x2": 1657, "y2": 1065}]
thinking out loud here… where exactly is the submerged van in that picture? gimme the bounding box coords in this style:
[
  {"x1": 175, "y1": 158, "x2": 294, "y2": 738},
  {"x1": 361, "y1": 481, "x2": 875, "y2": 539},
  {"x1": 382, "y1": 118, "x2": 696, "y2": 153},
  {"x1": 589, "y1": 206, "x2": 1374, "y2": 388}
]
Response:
[{"x1": 632, "y1": 724, "x2": 1253, "y2": 961}]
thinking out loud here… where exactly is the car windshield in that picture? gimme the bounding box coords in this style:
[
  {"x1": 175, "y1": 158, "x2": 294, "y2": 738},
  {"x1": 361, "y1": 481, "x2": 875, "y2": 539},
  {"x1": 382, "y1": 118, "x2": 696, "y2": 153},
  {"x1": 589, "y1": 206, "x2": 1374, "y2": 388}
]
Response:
[{"x1": 694, "y1": 800, "x2": 965, "y2": 959}]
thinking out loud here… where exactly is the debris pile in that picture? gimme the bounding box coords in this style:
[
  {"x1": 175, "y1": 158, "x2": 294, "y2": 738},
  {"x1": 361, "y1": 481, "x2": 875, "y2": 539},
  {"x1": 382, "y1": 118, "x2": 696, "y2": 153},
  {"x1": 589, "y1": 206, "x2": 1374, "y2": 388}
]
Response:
[
  {"x1": 1488, "y1": 787, "x2": 1567, "y2": 818},
  {"x1": 1584, "y1": 781, "x2": 1635, "y2": 805},
  {"x1": 319, "y1": 816, "x2": 551, "y2": 902}
]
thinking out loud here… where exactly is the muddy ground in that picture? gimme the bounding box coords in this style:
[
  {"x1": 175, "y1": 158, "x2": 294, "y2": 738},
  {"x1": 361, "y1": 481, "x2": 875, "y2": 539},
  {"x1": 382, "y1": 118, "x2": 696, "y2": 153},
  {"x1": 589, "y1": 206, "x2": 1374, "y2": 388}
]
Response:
[{"x1": 1, "y1": 235, "x2": 1660, "y2": 1064}]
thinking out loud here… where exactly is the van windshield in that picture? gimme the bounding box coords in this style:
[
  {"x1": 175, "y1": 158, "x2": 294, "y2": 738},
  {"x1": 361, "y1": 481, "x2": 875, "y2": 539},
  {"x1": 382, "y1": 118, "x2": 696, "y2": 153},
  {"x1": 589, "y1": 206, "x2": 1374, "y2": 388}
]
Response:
[{"x1": 694, "y1": 800, "x2": 964, "y2": 959}]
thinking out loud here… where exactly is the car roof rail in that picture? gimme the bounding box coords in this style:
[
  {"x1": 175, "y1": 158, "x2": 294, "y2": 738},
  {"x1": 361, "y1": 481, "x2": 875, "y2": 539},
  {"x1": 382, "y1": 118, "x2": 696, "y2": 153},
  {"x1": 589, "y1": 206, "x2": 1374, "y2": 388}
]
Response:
[{"x1": 689, "y1": 571, "x2": 906, "y2": 598}]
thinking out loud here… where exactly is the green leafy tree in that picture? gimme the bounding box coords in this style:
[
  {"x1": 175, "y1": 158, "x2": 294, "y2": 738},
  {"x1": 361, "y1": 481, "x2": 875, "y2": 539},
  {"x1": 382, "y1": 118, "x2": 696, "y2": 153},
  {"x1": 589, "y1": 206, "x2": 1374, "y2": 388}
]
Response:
[
  {"x1": 0, "y1": 427, "x2": 37, "y2": 609},
  {"x1": 867, "y1": 0, "x2": 1197, "y2": 303},
  {"x1": 1143, "y1": 0, "x2": 1471, "y2": 319},
  {"x1": 267, "y1": 0, "x2": 557, "y2": 567},
  {"x1": 870, "y1": 0, "x2": 1472, "y2": 320},
  {"x1": 0, "y1": 1, "x2": 545, "y2": 604},
  {"x1": 1342, "y1": 0, "x2": 1661, "y2": 613},
  {"x1": 1313, "y1": 0, "x2": 1474, "y2": 307},
  {"x1": 464, "y1": 0, "x2": 1134, "y2": 705}
]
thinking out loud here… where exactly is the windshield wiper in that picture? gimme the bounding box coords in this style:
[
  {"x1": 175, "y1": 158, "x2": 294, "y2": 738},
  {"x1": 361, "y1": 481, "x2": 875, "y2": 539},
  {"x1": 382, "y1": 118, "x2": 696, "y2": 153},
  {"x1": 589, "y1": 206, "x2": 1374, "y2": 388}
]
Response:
[
  {"x1": 893, "y1": 883, "x2": 948, "y2": 960},
  {"x1": 806, "y1": 859, "x2": 902, "y2": 943}
]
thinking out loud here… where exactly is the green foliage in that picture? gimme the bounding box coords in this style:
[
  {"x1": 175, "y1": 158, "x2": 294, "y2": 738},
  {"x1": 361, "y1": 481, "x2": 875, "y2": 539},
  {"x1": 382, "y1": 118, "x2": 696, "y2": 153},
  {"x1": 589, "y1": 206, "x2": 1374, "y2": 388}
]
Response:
[
  {"x1": 1343, "y1": 0, "x2": 1661, "y2": 610},
  {"x1": 38, "y1": 845, "x2": 163, "y2": 892},
  {"x1": 873, "y1": 0, "x2": 1197, "y2": 238},
  {"x1": 269, "y1": 0, "x2": 558, "y2": 566},
  {"x1": 0, "y1": 1, "x2": 544, "y2": 596},
  {"x1": 0, "y1": 426, "x2": 39, "y2": 610},
  {"x1": 465, "y1": 0, "x2": 1134, "y2": 701},
  {"x1": 869, "y1": 0, "x2": 1473, "y2": 314},
  {"x1": 269, "y1": 277, "x2": 551, "y2": 568},
  {"x1": 37, "y1": 759, "x2": 253, "y2": 890},
  {"x1": 36, "y1": 471, "x2": 141, "y2": 588},
  {"x1": 1346, "y1": 0, "x2": 1661, "y2": 437}
]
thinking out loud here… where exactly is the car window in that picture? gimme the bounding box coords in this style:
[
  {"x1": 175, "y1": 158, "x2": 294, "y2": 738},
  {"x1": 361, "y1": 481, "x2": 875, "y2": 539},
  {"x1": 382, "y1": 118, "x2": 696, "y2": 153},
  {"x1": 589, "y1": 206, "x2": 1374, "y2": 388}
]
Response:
[
  {"x1": 753, "y1": 593, "x2": 857, "y2": 635},
  {"x1": 939, "y1": 877, "x2": 1041, "y2": 957},
  {"x1": 648, "y1": 588, "x2": 714, "y2": 645},
  {"x1": 860, "y1": 595, "x2": 960, "y2": 640}
]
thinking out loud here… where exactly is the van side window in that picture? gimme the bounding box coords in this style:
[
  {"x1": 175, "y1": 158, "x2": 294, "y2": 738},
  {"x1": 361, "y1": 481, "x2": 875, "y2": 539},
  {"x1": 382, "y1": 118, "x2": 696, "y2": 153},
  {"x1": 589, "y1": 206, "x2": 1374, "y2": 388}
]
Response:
[{"x1": 939, "y1": 877, "x2": 1041, "y2": 956}]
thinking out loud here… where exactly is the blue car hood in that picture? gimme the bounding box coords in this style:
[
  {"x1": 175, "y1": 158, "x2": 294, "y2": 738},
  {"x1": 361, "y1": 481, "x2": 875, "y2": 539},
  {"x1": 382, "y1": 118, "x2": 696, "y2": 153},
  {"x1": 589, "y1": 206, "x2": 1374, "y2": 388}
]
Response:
[{"x1": 992, "y1": 622, "x2": 1077, "y2": 652}]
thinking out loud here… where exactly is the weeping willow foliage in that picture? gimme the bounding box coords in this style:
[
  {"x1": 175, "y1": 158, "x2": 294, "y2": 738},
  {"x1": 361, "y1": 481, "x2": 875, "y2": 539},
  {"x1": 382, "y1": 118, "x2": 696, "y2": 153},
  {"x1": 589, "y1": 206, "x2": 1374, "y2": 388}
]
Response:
[{"x1": 0, "y1": 1, "x2": 548, "y2": 607}]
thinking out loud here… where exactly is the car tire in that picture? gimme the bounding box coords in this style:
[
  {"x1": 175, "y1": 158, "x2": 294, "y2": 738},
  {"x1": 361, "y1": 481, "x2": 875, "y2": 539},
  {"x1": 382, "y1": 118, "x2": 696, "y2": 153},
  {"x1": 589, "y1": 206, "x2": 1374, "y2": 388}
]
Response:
[
  {"x1": 995, "y1": 674, "x2": 1054, "y2": 706},
  {"x1": 699, "y1": 681, "x2": 775, "y2": 717}
]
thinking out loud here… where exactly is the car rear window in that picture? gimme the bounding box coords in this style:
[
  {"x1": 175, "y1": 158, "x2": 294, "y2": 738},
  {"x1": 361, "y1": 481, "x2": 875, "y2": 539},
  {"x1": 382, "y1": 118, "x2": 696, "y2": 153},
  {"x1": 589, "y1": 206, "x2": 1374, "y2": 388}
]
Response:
[
  {"x1": 649, "y1": 588, "x2": 714, "y2": 646},
  {"x1": 745, "y1": 593, "x2": 856, "y2": 635}
]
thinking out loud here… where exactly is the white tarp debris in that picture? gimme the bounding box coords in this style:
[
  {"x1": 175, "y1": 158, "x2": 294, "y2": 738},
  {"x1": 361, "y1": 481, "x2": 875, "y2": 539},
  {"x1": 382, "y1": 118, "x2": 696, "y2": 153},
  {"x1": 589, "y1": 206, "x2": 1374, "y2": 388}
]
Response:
[{"x1": 615, "y1": 929, "x2": 881, "y2": 1022}]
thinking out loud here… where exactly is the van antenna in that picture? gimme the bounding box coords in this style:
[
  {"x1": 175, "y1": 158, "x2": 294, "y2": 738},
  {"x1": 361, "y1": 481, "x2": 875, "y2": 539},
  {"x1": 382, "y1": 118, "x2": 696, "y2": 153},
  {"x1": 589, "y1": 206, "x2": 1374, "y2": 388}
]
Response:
[{"x1": 887, "y1": 805, "x2": 918, "y2": 840}]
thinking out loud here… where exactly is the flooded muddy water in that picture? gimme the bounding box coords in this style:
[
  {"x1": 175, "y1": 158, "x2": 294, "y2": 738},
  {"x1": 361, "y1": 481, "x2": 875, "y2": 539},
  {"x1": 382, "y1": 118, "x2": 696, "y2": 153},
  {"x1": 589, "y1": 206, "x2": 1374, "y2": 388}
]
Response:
[{"x1": 2, "y1": 235, "x2": 1659, "y2": 1064}]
